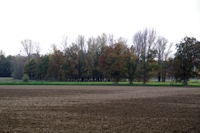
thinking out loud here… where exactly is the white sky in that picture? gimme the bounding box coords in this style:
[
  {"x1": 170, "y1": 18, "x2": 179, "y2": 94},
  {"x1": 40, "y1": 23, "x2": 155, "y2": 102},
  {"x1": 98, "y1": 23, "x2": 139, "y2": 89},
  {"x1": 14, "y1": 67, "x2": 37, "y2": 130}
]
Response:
[{"x1": 0, "y1": 0, "x2": 199, "y2": 56}]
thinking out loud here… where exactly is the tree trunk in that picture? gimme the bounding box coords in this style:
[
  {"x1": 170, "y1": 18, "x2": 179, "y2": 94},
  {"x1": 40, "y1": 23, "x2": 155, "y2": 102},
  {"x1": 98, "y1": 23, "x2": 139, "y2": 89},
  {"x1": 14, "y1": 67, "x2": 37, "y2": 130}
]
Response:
[
  {"x1": 143, "y1": 77, "x2": 146, "y2": 84},
  {"x1": 162, "y1": 76, "x2": 166, "y2": 82},
  {"x1": 129, "y1": 78, "x2": 133, "y2": 85},
  {"x1": 143, "y1": 71, "x2": 146, "y2": 84},
  {"x1": 183, "y1": 75, "x2": 187, "y2": 86},
  {"x1": 115, "y1": 76, "x2": 120, "y2": 85},
  {"x1": 162, "y1": 71, "x2": 166, "y2": 82},
  {"x1": 158, "y1": 72, "x2": 161, "y2": 82}
]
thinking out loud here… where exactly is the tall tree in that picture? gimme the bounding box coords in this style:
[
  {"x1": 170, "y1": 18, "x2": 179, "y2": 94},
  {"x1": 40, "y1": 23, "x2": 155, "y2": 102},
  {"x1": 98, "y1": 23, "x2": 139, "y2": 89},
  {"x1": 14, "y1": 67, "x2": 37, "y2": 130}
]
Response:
[
  {"x1": 47, "y1": 46, "x2": 66, "y2": 81},
  {"x1": 21, "y1": 39, "x2": 34, "y2": 61},
  {"x1": 61, "y1": 36, "x2": 68, "y2": 55},
  {"x1": 174, "y1": 37, "x2": 200, "y2": 85},
  {"x1": 161, "y1": 43, "x2": 172, "y2": 82},
  {"x1": 96, "y1": 33, "x2": 108, "y2": 53},
  {"x1": 38, "y1": 55, "x2": 49, "y2": 80},
  {"x1": 64, "y1": 43, "x2": 79, "y2": 81},
  {"x1": 133, "y1": 29, "x2": 157, "y2": 83},
  {"x1": 77, "y1": 35, "x2": 88, "y2": 81},
  {"x1": 156, "y1": 36, "x2": 172, "y2": 82},
  {"x1": 87, "y1": 35, "x2": 107, "y2": 81},
  {"x1": 124, "y1": 46, "x2": 138, "y2": 84},
  {"x1": 156, "y1": 36, "x2": 167, "y2": 82},
  {"x1": 87, "y1": 37, "x2": 99, "y2": 81},
  {"x1": 96, "y1": 33, "x2": 109, "y2": 81},
  {"x1": 99, "y1": 42, "x2": 127, "y2": 83},
  {"x1": 24, "y1": 58, "x2": 37, "y2": 80}
]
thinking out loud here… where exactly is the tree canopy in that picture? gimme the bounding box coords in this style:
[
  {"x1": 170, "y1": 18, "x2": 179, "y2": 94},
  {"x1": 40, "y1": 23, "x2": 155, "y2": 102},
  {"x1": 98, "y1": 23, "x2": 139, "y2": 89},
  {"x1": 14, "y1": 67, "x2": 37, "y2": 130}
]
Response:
[{"x1": 1, "y1": 30, "x2": 200, "y2": 85}]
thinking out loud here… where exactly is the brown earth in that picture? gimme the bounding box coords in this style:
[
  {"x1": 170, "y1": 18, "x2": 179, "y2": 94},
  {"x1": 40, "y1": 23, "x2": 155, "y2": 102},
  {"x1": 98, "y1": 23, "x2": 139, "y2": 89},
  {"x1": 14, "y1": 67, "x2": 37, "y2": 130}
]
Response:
[{"x1": 0, "y1": 85, "x2": 200, "y2": 133}]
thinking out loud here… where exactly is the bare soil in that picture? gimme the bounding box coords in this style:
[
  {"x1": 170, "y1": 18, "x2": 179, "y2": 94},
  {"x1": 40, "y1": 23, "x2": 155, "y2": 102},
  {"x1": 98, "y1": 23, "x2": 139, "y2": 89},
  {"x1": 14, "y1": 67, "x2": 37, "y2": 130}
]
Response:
[{"x1": 0, "y1": 85, "x2": 200, "y2": 133}]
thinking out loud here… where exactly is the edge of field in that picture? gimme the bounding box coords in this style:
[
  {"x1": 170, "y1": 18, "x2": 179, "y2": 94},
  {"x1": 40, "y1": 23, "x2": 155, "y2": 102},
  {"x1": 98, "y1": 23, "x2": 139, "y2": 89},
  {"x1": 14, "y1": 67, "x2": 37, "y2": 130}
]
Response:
[{"x1": 0, "y1": 81, "x2": 200, "y2": 87}]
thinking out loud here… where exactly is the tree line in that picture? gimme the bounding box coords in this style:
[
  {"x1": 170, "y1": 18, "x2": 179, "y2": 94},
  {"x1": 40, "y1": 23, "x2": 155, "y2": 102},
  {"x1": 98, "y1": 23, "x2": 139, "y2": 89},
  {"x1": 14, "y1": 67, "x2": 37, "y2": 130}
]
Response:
[{"x1": 0, "y1": 29, "x2": 200, "y2": 85}]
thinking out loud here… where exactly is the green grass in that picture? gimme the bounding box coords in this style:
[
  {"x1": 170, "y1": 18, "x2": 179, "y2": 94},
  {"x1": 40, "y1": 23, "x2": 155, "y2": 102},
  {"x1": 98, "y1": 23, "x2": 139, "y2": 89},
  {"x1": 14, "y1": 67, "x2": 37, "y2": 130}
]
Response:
[
  {"x1": 0, "y1": 77, "x2": 199, "y2": 87},
  {"x1": 0, "y1": 81, "x2": 196, "y2": 87}
]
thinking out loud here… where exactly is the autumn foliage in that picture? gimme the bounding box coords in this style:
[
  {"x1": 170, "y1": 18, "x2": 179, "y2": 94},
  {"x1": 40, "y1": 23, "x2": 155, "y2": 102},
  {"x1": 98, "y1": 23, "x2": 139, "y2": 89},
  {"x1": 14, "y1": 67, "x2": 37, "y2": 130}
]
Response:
[{"x1": 1, "y1": 30, "x2": 200, "y2": 85}]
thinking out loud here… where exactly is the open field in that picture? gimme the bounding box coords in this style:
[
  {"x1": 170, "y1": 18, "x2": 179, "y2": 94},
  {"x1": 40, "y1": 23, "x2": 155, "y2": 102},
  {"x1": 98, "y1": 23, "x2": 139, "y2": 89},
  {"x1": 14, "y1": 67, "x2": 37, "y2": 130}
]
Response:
[{"x1": 0, "y1": 85, "x2": 200, "y2": 133}]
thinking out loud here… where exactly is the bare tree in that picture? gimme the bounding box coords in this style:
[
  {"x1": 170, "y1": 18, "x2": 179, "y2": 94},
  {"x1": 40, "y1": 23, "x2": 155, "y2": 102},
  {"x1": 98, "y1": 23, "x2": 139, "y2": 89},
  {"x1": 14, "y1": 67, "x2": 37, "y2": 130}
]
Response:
[
  {"x1": 156, "y1": 36, "x2": 168, "y2": 82},
  {"x1": 77, "y1": 35, "x2": 88, "y2": 81},
  {"x1": 61, "y1": 36, "x2": 68, "y2": 54},
  {"x1": 34, "y1": 43, "x2": 41, "y2": 68},
  {"x1": 96, "y1": 33, "x2": 108, "y2": 54},
  {"x1": 21, "y1": 39, "x2": 34, "y2": 61},
  {"x1": 163, "y1": 43, "x2": 173, "y2": 82},
  {"x1": 77, "y1": 35, "x2": 86, "y2": 51},
  {"x1": 164, "y1": 43, "x2": 173, "y2": 61},
  {"x1": 35, "y1": 43, "x2": 41, "y2": 56},
  {"x1": 156, "y1": 37, "x2": 173, "y2": 82},
  {"x1": 133, "y1": 29, "x2": 157, "y2": 83}
]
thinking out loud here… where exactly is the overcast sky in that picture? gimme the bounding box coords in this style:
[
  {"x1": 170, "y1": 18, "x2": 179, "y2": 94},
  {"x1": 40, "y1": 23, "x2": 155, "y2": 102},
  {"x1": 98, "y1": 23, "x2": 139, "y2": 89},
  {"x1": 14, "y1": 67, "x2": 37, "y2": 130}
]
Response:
[{"x1": 0, "y1": 0, "x2": 199, "y2": 56}]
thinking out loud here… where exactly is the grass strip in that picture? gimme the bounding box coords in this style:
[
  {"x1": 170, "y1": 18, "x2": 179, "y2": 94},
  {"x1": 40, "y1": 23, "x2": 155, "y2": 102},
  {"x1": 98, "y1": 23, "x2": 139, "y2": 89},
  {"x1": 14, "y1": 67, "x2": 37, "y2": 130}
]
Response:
[{"x1": 0, "y1": 81, "x2": 199, "y2": 87}]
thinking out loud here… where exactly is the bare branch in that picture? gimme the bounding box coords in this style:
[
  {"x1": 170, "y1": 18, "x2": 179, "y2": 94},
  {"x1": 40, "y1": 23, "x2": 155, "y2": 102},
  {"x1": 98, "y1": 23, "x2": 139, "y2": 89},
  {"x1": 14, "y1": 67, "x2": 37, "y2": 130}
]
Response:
[{"x1": 21, "y1": 39, "x2": 34, "y2": 59}]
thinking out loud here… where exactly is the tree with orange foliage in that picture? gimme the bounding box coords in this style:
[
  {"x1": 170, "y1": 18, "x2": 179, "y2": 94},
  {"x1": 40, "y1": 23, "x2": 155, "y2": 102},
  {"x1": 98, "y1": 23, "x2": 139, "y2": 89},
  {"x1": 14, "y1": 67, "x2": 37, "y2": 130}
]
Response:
[
  {"x1": 99, "y1": 42, "x2": 127, "y2": 84},
  {"x1": 47, "y1": 45, "x2": 66, "y2": 81}
]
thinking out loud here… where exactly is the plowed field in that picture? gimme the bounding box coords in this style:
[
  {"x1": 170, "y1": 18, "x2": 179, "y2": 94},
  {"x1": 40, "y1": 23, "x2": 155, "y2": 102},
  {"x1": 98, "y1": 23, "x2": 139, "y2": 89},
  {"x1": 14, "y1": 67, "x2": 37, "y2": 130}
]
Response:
[{"x1": 0, "y1": 85, "x2": 200, "y2": 133}]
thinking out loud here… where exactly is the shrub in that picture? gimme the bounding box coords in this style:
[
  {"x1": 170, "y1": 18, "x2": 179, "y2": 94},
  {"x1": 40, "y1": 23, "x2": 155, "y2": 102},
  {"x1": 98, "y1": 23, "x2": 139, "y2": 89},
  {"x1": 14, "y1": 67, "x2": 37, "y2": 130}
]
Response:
[{"x1": 22, "y1": 74, "x2": 29, "y2": 82}]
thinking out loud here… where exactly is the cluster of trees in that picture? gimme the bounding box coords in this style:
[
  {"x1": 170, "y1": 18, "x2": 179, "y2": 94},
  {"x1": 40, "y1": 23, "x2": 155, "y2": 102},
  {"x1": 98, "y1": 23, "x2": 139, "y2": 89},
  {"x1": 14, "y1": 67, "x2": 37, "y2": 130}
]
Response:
[{"x1": 0, "y1": 29, "x2": 200, "y2": 85}]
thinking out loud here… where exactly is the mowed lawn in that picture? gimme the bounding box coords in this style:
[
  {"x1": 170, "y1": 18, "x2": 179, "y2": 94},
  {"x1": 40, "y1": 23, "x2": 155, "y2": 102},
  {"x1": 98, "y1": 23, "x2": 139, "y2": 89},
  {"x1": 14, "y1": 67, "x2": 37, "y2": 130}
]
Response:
[{"x1": 0, "y1": 85, "x2": 200, "y2": 133}]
